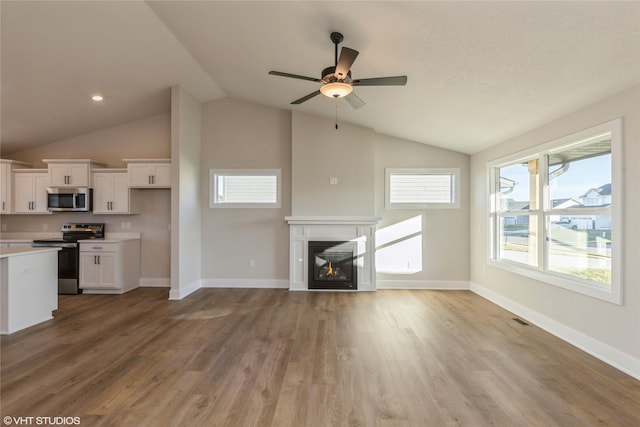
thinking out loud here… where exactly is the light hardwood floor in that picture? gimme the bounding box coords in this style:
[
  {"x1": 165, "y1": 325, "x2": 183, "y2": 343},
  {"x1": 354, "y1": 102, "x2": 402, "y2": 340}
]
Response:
[{"x1": 1, "y1": 288, "x2": 639, "y2": 426}]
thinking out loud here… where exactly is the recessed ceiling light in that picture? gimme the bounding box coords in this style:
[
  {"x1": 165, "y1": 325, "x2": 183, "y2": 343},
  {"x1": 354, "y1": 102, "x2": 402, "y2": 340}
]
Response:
[{"x1": 91, "y1": 95, "x2": 103, "y2": 101}]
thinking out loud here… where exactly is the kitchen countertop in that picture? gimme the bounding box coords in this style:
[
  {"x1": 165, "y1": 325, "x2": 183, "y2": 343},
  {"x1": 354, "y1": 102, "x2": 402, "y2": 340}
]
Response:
[
  {"x1": 0, "y1": 247, "x2": 61, "y2": 258},
  {"x1": 0, "y1": 232, "x2": 141, "y2": 243},
  {"x1": 80, "y1": 232, "x2": 141, "y2": 243}
]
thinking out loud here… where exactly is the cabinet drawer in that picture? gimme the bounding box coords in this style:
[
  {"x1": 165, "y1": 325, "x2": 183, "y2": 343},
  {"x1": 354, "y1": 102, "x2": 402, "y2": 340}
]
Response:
[{"x1": 80, "y1": 242, "x2": 118, "y2": 253}]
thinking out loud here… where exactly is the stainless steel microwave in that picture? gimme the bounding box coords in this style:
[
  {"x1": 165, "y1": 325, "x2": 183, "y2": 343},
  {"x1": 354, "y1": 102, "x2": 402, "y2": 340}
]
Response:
[{"x1": 47, "y1": 187, "x2": 92, "y2": 212}]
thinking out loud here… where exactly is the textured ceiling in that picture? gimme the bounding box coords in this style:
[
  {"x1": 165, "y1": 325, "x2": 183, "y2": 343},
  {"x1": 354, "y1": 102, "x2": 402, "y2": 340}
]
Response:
[{"x1": 2, "y1": 1, "x2": 639, "y2": 156}]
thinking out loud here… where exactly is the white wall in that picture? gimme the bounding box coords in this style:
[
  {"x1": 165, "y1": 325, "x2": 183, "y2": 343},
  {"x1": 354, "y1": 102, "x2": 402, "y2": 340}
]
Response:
[
  {"x1": 200, "y1": 98, "x2": 292, "y2": 285},
  {"x1": 374, "y1": 133, "x2": 470, "y2": 288},
  {"x1": 470, "y1": 85, "x2": 640, "y2": 377},
  {"x1": 2, "y1": 113, "x2": 171, "y2": 281},
  {"x1": 170, "y1": 86, "x2": 202, "y2": 299},
  {"x1": 291, "y1": 111, "x2": 375, "y2": 216}
]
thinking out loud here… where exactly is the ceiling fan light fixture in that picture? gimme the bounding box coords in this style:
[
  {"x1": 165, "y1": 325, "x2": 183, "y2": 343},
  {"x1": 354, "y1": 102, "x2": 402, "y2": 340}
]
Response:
[{"x1": 320, "y1": 82, "x2": 352, "y2": 99}]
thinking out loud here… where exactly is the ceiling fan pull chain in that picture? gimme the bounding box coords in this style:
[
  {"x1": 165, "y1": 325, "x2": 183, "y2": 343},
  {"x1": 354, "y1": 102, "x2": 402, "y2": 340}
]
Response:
[{"x1": 335, "y1": 100, "x2": 339, "y2": 130}]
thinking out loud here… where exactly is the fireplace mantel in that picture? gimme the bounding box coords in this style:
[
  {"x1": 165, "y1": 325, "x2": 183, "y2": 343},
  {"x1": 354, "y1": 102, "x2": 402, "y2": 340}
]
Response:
[
  {"x1": 285, "y1": 216, "x2": 381, "y2": 226},
  {"x1": 285, "y1": 216, "x2": 380, "y2": 291}
]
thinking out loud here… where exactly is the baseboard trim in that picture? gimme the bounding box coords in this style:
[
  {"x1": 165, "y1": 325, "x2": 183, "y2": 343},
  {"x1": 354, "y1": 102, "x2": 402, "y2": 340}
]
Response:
[
  {"x1": 139, "y1": 278, "x2": 170, "y2": 288},
  {"x1": 470, "y1": 281, "x2": 640, "y2": 381},
  {"x1": 376, "y1": 280, "x2": 470, "y2": 290},
  {"x1": 201, "y1": 279, "x2": 289, "y2": 289},
  {"x1": 168, "y1": 279, "x2": 201, "y2": 300}
]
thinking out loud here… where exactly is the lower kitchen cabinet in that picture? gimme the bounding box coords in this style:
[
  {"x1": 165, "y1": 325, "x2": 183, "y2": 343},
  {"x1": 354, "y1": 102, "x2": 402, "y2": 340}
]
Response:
[{"x1": 79, "y1": 240, "x2": 140, "y2": 294}]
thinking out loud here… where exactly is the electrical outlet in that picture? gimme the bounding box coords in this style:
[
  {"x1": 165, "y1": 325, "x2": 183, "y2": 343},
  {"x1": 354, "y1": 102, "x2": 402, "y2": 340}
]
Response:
[
  {"x1": 330, "y1": 177, "x2": 338, "y2": 185},
  {"x1": 42, "y1": 223, "x2": 48, "y2": 231},
  {"x1": 126, "y1": 222, "x2": 131, "y2": 229},
  {"x1": 121, "y1": 222, "x2": 127, "y2": 229},
  {"x1": 249, "y1": 259, "x2": 255, "y2": 268}
]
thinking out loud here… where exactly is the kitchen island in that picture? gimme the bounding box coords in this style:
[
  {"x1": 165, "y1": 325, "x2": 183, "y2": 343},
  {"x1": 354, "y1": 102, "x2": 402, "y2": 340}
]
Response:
[{"x1": 1, "y1": 246, "x2": 59, "y2": 334}]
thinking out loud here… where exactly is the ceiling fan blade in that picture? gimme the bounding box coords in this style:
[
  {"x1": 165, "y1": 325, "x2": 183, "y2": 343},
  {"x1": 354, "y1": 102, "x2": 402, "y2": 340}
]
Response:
[
  {"x1": 291, "y1": 90, "x2": 321, "y2": 104},
  {"x1": 345, "y1": 92, "x2": 365, "y2": 109},
  {"x1": 351, "y1": 76, "x2": 407, "y2": 86},
  {"x1": 335, "y1": 47, "x2": 359, "y2": 80},
  {"x1": 269, "y1": 71, "x2": 321, "y2": 83}
]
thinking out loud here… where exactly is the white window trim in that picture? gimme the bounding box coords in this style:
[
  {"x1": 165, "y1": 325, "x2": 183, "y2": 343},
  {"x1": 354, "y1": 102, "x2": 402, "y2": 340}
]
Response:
[
  {"x1": 209, "y1": 169, "x2": 281, "y2": 208},
  {"x1": 385, "y1": 168, "x2": 460, "y2": 209},
  {"x1": 487, "y1": 118, "x2": 623, "y2": 305}
]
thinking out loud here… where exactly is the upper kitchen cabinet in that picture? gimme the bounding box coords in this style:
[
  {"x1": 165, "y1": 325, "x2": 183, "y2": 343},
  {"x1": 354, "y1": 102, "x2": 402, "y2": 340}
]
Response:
[
  {"x1": 13, "y1": 169, "x2": 50, "y2": 214},
  {"x1": 1, "y1": 159, "x2": 31, "y2": 214},
  {"x1": 92, "y1": 169, "x2": 138, "y2": 214},
  {"x1": 124, "y1": 159, "x2": 171, "y2": 188},
  {"x1": 43, "y1": 159, "x2": 106, "y2": 187}
]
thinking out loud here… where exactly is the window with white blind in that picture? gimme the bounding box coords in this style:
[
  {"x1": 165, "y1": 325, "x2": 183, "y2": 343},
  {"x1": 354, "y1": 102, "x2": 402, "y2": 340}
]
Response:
[
  {"x1": 385, "y1": 168, "x2": 460, "y2": 209},
  {"x1": 210, "y1": 169, "x2": 281, "y2": 208}
]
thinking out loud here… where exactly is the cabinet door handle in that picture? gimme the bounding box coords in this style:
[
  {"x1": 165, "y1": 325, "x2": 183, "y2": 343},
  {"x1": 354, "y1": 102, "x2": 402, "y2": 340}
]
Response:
[
  {"x1": 152, "y1": 175, "x2": 155, "y2": 184},
  {"x1": 94, "y1": 255, "x2": 97, "y2": 264},
  {"x1": 97, "y1": 255, "x2": 101, "y2": 265},
  {"x1": 2, "y1": 201, "x2": 5, "y2": 211},
  {"x1": 148, "y1": 175, "x2": 151, "y2": 185}
]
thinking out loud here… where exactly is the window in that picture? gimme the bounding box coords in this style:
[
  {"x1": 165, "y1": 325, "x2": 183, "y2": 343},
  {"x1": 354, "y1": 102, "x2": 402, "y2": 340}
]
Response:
[
  {"x1": 488, "y1": 118, "x2": 622, "y2": 304},
  {"x1": 210, "y1": 169, "x2": 281, "y2": 208},
  {"x1": 386, "y1": 168, "x2": 460, "y2": 209}
]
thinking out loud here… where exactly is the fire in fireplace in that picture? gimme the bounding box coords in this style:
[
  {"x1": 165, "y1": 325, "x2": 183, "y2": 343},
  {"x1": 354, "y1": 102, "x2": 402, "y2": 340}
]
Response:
[{"x1": 308, "y1": 241, "x2": 357, "y2": 290}]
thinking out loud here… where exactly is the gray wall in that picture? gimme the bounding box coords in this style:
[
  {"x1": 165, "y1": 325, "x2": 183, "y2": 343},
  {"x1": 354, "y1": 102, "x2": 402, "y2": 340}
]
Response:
[
  {"x1": 291, "y1": 111, "x2": 375, "y2": 216},
  {"x1": 374, "y1": 133, "x2": 470, "y2": 286},
  {"x1": 200, "y1": 98, "x2": 292, "y2": 283},
  {"x1": 470, "y1": 85, "x2": 640, "y2": 363},
  {"x1": 170, "y1": 86, "x2": 202, "y2": 298}
]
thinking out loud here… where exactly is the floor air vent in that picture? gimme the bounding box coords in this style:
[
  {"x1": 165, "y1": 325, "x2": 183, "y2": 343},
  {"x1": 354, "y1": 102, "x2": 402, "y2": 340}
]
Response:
[{"x1": 512, "y1": 318, "x2": 530, "y2": 326}]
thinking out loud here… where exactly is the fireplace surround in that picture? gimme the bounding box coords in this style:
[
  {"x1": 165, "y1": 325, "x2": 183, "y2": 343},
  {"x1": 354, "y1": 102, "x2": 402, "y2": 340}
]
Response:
[{"x1": 285, "y1": 216, "x2": 380, "y2": 291}]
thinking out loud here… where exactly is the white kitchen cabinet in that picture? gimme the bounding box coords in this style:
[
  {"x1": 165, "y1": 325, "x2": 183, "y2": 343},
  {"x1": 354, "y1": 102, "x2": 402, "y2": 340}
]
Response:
[
  {"x1": 92, "y1": 170, "x2": 138, "y2": 214},
  {"x1": 43, "y1": 159, "x2": 106, "y2": 187},
  {"x1": 1, "y1": 160, "x2": 31, "y2": 214},
  {"x1": 124, "y1": 159, "x2": 171, "y2": 188},
  {"x1": 13, "y1": 170, "x2": 50, "y2": 214},
  {"x1": 79, "y1": 239, "x2": 140, "y2": 294},
  {"x1": 80, "y1": 249, "x2": 117, "y2": 289}
]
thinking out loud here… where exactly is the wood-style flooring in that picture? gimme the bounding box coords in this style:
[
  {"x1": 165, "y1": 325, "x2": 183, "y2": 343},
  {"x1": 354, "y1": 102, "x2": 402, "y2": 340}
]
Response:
[{"x1": 1, "y1": 288, "x2": 639, "y2": 426}]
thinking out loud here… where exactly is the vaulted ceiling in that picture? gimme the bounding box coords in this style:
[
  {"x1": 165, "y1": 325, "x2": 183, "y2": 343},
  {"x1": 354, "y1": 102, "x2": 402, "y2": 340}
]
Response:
[{"x1": 2, "y1": 1, "x2": 638, "y2": 156}]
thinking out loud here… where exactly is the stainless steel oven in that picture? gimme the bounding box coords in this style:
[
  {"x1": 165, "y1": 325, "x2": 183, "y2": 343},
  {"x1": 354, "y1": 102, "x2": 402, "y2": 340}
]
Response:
[
  {"x1": 47, "y1": 187, "x2": 92, "y2": 212},
  {"x1": 32, "y1": 223, "x2": 105, "y2": 294}
]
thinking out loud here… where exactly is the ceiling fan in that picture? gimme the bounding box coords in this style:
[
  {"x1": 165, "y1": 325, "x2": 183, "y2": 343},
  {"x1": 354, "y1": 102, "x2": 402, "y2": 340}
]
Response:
[{"x1": 269, "y1": 32, "x2": 407, "y2": 109}]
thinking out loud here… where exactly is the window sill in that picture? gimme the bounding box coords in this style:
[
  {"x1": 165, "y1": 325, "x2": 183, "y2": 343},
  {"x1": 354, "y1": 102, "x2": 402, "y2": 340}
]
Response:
[{"x1": 487, "y1": 258, "x2": 622, "y2": 305}]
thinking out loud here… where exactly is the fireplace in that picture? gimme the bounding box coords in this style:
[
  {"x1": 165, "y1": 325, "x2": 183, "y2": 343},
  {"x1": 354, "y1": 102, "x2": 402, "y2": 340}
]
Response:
[
  {"x1": 285, "y1": 216, "x2": 380, "y2": 291},
  {"x1": 308, "y1": 241, "x2": 357, "y2": 290}
]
